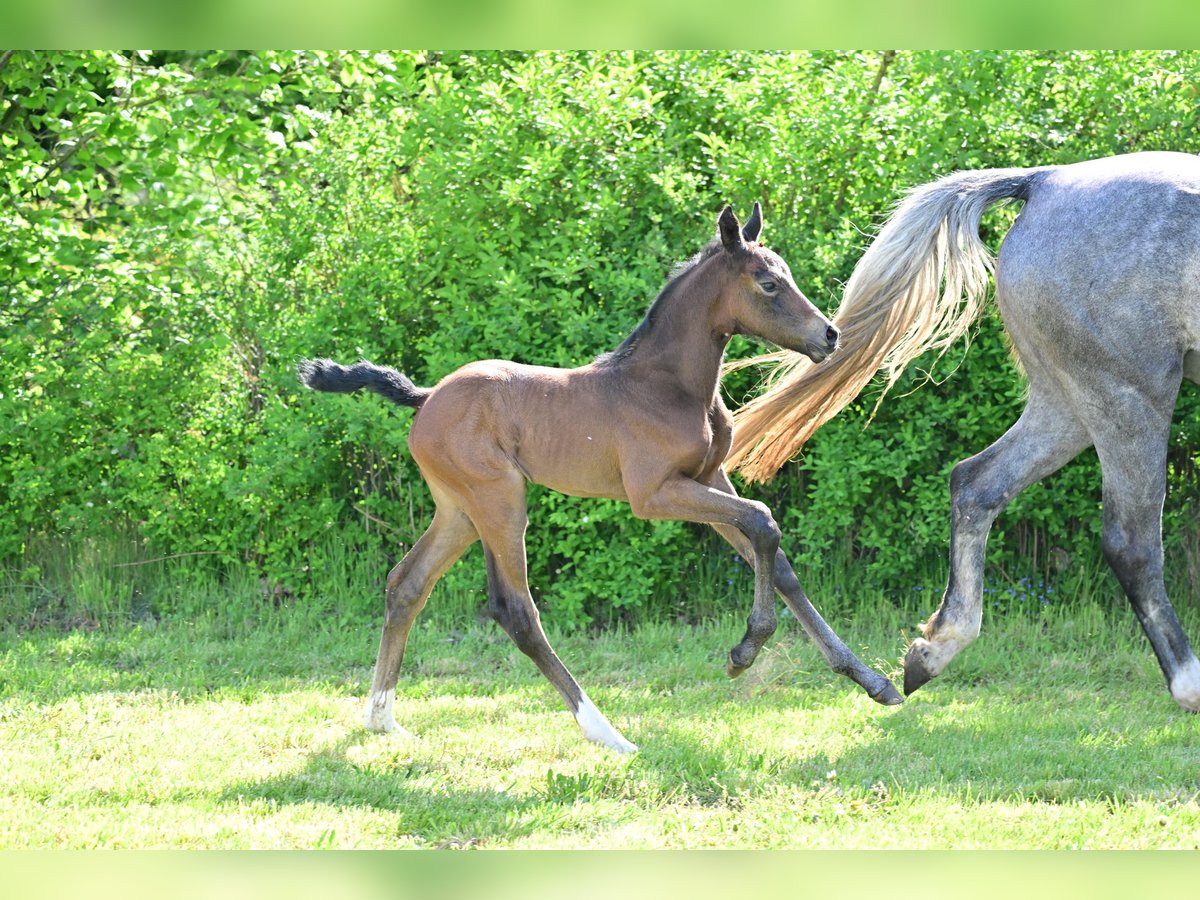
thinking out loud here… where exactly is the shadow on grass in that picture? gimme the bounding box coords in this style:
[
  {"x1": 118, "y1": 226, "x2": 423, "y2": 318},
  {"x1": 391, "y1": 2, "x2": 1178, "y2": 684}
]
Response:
[
  {"x1": 828, "y1": 685, "x2": 1200, "y2": 805},
  {"x1": 177, "y1": 663, "x2": 1200, "y2": 854},
  {"x1": 210, "y1": 694, "x2": 1197, "y2": 851},
  {"x1": 0, "y1": 615, "x2": 530, "y2": 704},
  {"x1": 12, "y1": 609, "x2": 1199, "y2": 836},
  {"x1": 214, "y1": 729, "x2": 547, "y2": 847},
  {"x1": 0, "y1": 619, "x2": 374, "y2": 703}
]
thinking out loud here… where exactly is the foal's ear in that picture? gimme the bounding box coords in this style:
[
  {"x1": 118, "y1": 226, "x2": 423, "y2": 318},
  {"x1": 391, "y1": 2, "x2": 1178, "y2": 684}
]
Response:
[
  {"x1": 718, "y1": 205, "x2": 745, "y2": 252},
  {"x1": 741, "y1": 202, "x2": 763, "y2": 243}
]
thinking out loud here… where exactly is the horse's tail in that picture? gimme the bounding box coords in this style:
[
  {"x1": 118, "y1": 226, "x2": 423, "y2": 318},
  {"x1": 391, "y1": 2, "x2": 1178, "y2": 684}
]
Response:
[
  {"x1": 726, "y1": 166, "x2": 1045, "y2": 483},
  {"x1": 297, "y1": 358, "x2": 431, "y2": 409}
]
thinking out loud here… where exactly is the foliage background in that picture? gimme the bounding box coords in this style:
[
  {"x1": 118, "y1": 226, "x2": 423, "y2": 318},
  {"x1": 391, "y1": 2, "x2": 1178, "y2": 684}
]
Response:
[{"x1": 4, "y1": 50, "x2": 1199, "y2": 628}]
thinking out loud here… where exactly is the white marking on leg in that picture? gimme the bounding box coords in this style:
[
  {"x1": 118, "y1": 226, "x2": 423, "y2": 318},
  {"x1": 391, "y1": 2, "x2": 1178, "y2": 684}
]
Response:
[
  {"x1": 364, "y1": 689, "x2": 413, "y2": 737},
  {"x1": 910, "y1": 619, "x2": 980, "y2": 678},
  {"x1": 1170, "y1": 657, "x2": 1200, "y2": 712},
  {"x1": 574, "y1": 691, "x2": 637, "y2": 753}
]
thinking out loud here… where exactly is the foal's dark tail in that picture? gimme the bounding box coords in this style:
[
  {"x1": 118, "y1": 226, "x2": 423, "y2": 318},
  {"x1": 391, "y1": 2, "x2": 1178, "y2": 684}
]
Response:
[{"x1": 297, "y1": 358, "x2": 430, "y2": 409}]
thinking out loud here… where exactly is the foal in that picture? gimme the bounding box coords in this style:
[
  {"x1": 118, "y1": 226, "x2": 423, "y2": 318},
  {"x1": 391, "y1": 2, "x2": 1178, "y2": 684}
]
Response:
[{"x1": 300, "y1": 205, "x2": 901, "y2": 753}]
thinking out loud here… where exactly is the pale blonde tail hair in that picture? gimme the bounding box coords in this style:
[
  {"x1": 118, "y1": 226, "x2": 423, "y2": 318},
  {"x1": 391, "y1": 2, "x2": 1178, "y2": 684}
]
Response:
[{"x1": 727, "y1": 167, "x2": 1040, "y2": 483}]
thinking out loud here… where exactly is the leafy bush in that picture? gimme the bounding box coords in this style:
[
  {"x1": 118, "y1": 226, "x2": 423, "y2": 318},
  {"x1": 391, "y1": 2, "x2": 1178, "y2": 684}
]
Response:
[{"x1": 4, "y1": 50, "x2": 1199, "y2": 628}]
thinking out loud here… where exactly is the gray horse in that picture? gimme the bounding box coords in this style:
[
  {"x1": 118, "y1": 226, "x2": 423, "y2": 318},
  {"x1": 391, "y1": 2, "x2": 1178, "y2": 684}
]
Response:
[{"x1": 728, "y1": 151, "x2": 1200, "y2": 712}]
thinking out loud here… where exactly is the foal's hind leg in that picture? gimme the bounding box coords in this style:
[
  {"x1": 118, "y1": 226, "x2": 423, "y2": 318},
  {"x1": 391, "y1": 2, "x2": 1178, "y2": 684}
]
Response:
[
  {"x1": 904, "y1": 390, "x2": 1090, "y2": 694},
  {"x1": 465, "y1": 471, "x2": 638, "y2": 752},
  {"x1": 705, "y1": 471, "x2": 902, "y2": 705},
  {"x1": 1091, "y1": 399, "x2": 1200, "y2": 711},
  {"x1": 365, "y1": 502, "x2": 478, "y2": 734}
]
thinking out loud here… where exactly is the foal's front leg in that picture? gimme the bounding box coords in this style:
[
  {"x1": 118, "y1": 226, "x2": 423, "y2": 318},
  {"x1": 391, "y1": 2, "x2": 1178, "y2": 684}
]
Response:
[
  {"x1": 628, "y1": 473, "x2": 782, "y2": 674},
  {"x1": 705, "y1": 470, "x2": 903, "y2": 705}
]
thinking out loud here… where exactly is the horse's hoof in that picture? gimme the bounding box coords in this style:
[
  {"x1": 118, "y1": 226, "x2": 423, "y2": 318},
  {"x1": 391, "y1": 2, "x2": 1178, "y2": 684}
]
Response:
[
  {"x1": 725, "y1": 652, "x2": 749, "y2": 679},
  {"x1": 903, "y1": 644, "x2": 936, "y2": 695},
  {"x1": 869, "y1": 679, "x2": 904, "y2": 706},
  {"x1": 368, "y1": 719, "x2": 415, "y2": 739}
]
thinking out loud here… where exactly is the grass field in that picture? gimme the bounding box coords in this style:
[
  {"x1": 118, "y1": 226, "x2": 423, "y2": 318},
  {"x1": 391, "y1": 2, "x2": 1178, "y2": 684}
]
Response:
[{"x1": 3, "y1": 587, "x2": 1200, "y2": 851}]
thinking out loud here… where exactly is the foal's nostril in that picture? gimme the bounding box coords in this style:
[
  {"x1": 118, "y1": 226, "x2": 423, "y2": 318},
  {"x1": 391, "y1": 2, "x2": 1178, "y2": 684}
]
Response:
[{"x1": 825, "y1": 324, "x2": 840, "y2": 347}]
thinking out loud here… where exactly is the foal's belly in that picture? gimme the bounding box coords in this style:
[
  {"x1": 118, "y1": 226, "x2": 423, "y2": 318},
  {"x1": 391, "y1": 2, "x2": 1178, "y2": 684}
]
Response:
[{"x1": 510, "y1": 431, "x2": 631, "y2": 501}]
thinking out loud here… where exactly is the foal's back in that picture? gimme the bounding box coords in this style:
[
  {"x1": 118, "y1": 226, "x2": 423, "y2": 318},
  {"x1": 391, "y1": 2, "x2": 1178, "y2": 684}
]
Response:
[{"x1": 408, "y1": 359, "x2": 634, "y2": 501}]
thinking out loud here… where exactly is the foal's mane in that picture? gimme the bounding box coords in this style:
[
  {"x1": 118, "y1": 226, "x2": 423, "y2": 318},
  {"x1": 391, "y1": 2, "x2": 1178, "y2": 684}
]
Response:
[{"x1": 594, "y1": 239, "x2": 724, "y2": 366}]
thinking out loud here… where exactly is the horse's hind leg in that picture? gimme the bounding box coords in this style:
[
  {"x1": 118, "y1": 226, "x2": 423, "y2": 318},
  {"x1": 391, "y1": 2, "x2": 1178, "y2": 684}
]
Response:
[
  {"x1": 904, "y1": 389, "x2": 1090, "y2": 694},
  {"x1": 467, "y1": 472, "x2": 638, "y2": 753},
  {"x1": 365, "y1": 501, "x2": 478, "y2": 734},
  {"x1": 704, "y1": 471, "x2": 902, "y2": 704},
  {"x1": 1092, "y1": 401, "x2": 1200, "y2": 711}
]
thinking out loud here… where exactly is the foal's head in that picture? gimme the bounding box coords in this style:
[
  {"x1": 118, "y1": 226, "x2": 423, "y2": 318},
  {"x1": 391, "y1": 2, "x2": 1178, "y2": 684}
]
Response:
[{"x1": 711, "y1": 204, "x2": 839, "y2": 363}]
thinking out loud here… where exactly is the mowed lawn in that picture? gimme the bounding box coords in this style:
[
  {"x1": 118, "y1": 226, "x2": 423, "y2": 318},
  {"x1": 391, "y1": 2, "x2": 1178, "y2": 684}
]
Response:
[{"x1": 2, "y1": 599, "x2": 1199, "y2": 849}]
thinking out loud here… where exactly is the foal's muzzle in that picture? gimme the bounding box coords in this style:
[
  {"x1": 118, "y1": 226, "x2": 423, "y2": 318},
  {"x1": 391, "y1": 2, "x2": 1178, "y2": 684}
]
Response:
[{"x1": 804, "y1": 323, "x2": 840, "y2": 363}]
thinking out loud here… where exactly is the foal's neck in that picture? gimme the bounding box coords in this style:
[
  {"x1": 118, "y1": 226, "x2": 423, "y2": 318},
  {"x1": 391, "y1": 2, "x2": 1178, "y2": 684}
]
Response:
[{"x1": 610, "y1": 260, "x2": 731, "y2": 400}]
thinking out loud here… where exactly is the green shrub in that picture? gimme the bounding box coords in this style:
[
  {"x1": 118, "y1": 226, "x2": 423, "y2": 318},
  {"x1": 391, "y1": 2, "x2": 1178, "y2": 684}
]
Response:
[{"x1": 4, "y1": 50, "x2": 1199, "y2": 628}]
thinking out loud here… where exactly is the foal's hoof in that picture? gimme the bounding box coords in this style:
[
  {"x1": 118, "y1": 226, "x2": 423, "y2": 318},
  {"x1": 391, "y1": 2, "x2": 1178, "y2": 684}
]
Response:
[
  {"x1": 725, "y1": 652, "x2": 750, "y2": 679},
  {"x1": 868, "y1": 679, "x2": 904, "y2": 706},
  {"x1": 903, "y1": 644, "x2": 937, "y2": 695}
]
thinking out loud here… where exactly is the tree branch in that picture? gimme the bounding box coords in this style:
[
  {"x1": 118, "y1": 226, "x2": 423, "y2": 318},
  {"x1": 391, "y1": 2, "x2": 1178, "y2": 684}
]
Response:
[
  {"x1": 111, "y1": 550, "x2": 223, "y2": 568},
  {"x1": 834, "y1": 50, "x2": 898, "y2": 215},
  {"x1": 353, "y1": 503, "x2": 405, "y2": 536}
]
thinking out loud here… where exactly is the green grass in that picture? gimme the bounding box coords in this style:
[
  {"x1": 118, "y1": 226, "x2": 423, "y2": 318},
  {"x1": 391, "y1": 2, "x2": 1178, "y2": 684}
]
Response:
[{"x1": 3, "y1": 590, "x2": 1200, "y2": 849}]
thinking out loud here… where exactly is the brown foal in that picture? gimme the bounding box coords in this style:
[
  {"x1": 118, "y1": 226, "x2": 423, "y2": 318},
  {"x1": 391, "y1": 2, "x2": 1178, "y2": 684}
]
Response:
[{"x1": 300, "y1": 204, "x2": 902, "y2": 753}]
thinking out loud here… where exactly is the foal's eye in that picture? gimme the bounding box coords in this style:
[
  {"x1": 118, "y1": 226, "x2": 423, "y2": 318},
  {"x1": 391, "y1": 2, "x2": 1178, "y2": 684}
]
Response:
[{"x1": 759, "y1": 280, "x2": 778, "y2": 294}]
